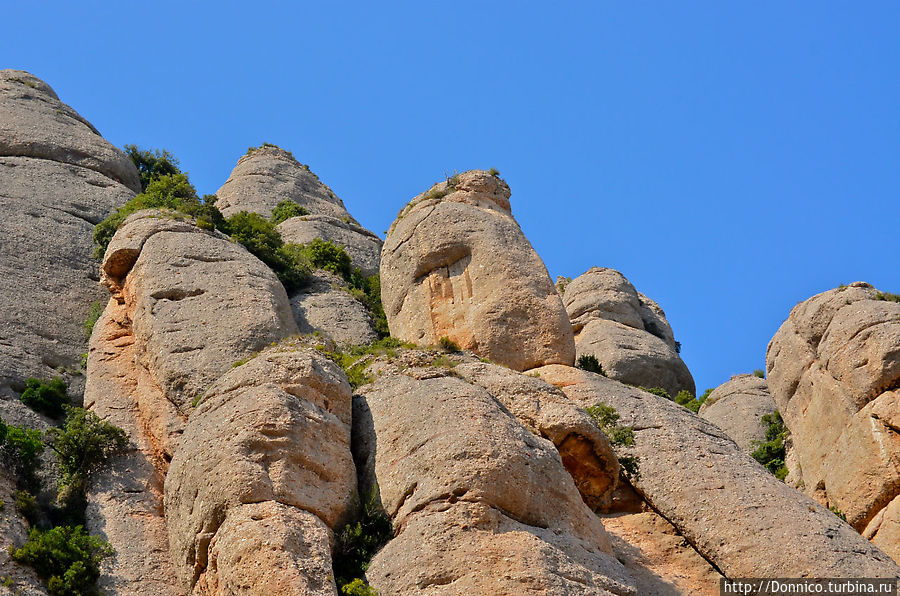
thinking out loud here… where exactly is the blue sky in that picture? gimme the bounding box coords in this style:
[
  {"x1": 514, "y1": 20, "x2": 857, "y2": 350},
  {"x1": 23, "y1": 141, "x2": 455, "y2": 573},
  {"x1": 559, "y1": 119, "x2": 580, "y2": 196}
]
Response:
[{"x1": 4, "y1": 2, "x2": 898, "y2": 394}]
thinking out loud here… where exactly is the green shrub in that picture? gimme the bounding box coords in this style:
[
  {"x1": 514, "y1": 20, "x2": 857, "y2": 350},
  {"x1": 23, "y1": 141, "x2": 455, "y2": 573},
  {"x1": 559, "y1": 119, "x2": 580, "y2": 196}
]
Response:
[
  {"x1": 874, "y1": 291, "x2": 900, "y2": 303},
  {"x1": 224, "y1": 212, "x2": 311, "y2": 291},
  {"x1": 0, "y1": 421, "x2": 44, "y2": 487},
  {"x1": 585, "y1": 403, "x2": 639, "y2": 480},
  {"x1": 20, "y1": 377, "x2": 69, "y2": 418},
  {"x1": 300, "y1": 238, "x2": 353, "y2": 278},
  {"x1": 15, "y1": 490, "x2": 40, "y2": 526},
  {"x1": 698, "y1": 387, "x2": 714, "y2": 403},
  {"x1": 487, "y1": 167, "x2": 500, "y2": 177},
  {"x1": 341, "y1": 578, "x2": 379, "y2": 595},
  {"x1": 556, "y1": 276, "x2": 572, "y2": 295},
  {"x1": 674, "y1": 389, "x2": 701, "y2": 413},
  {"x1": 46, "y1": 408, "x2": 128, "y2": 504},
  {"x1": 333, "y1": 488, "x2": 392, "y2": 593},
  {"x1": 638, "y1": 386, "x2": 671, "y2": 399},
  {"x1": 10, "y1": 524, "x2": 114, "y2": 596},
  {"x1": 270, "y1": 199, "x2": 309, "y2": 225},
  {"x1": 93, "y1": 174, "x2": 223, "y2": 256},
  {"x1": 354, "y1": 274, "x2": 389, "y2": 339},
  {"x1": 123, "y1": 145, "x2": 181, "y2": 191},
  {"x1": 246, "y1": 142, "x2": 279, "y2": 155},
  {"x1": 753, "y1": 369, "x2": 765, "y2": 378},
  {"x1": 576, "y1": 354, "x2": 605, "y2": 376},
  {"x1": 829, "y1": 506, "x2": 847, "y2": 521},
  {"x1": 751, "y1": 411, "x2": 788, "y2": 481},
  {"x1": 438, "y1": 336, "x2": 461, "y2": 353},
  {"x1": 81, "y1": 302, "x2": 103, "y2": 340}
]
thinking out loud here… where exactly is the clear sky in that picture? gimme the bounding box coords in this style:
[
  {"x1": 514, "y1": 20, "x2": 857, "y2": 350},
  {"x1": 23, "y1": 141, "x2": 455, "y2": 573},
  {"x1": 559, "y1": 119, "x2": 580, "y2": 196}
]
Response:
[{"x1": 4, "y1": 2, "x2": 898, "y2": 394}]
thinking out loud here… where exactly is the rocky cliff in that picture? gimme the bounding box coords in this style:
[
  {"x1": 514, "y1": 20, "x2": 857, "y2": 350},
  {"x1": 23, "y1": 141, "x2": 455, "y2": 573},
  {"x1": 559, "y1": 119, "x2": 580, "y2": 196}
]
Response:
[{"x1": 1, "y1": 70, "x2": 898, "y2": 596}]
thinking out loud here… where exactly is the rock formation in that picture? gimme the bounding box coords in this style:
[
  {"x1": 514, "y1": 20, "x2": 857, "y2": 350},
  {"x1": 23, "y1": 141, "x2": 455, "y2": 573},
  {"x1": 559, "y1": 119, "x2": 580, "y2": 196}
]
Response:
[
  {"x1": 562, "y1": 267, "x2": 694, "y2": 398},
  {"x1": 0, "y1": 69, "x2": 137, "y2": 401},
  {"x1": 353, "y1": 350, "x2": 635, "y2": 595},
  {"x1": 86, "y1": 211, "x2": 304, "y2": 594},
  {"x1": 698, "y1": 374, "x2": 777, "y2": 452},
  {"x1": 215, "y1": 147, "x2": 382, "y2": 345},
  {"x1": 533, "y1": 365, "x2": 900, "y2": 578},
  {"x1": 381, "y1": 170, "x2": 575, "y2": 371},
  {"x1": 767, "y1": 282, "x2": 900, "y2": 562}
]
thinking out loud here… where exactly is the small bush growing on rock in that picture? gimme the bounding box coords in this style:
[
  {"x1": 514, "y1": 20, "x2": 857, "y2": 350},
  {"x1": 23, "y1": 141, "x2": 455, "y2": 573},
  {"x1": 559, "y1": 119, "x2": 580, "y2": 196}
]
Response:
[
  {"x1": 10, "y1": 524, "x2": 114, "y2": 596},
  {"x1": 93, "y1": 174, "x2": 224, "y2": 255},
  {"x1": 15, "y1": 490, "x2": 40, "y2": 526},
  {"x1": 81, "y1": 302, "x2": 103, "y2": 340},
  {"x1": 340, "y1": 578, "x2": 379, "y2": 596},
  {"x1": 300, "y1": 238, "x2": 354, "y2": 278},
  {"x1": 0, "y1": 420, "x2": 44, "y2": 488},
  {"x1": 829, "y1": 506, "x2": 847, "y2": 521},
  {"x1": 20, "y1": 377, "x2": 69, "y2": 419},
  {"x1": 45, "y1": 407, "x2": 128, "y2": 505},
  {"x1": 753, "y1": 369, "x2": 765, "y2": 378},
  {"x1": 270, "y1": 199, "x2": 309, "y2": 225},
  {"x1": 488, "y1": 167, "x2": 500, "y2": 176},
  {"x1": 751, "y1": 411, "x2": 788, "y2": 481},
  {"x1": 585, "y1": 403, "x2": 639, "y2": 480},
  {"x1": 123, "y1": 145, "x2": 181, "y2": 191},
  {"x1": 674, "y1": 389, "x2": 701, "y2": 413},
  {"x1": 332, "y1": 488, "x2": 392, "y2": 594},
  {"x1": 874, "y1": 291, "x2": 900, "y2": 302},
  {"x1": 638, "y1": 386, "x2": 671, "y2": 399},
  {"x1": 576, "y1": 354, "x2": 605, "y2": 376},
  {"x1": 438, "y1": 336, "x2": 461, "y2": 353},
  {"x1": 246, "y1": 142, "x2": 281, "y2": 155},
  {"x1": 224, "y1": 212, "x2": 313, "y2": 291}
]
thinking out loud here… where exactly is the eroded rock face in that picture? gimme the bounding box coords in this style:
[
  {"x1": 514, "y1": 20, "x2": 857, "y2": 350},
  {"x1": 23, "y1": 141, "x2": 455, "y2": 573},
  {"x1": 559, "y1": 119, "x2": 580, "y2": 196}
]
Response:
[
  {"x1": 698, "y1": 374, "x2": 776, "y2": 452},
  {"x1": 86, "y1": 212, "x2": 302, "y2": 595},
  {"x1": 381, "y1": 170, "x2": 575, "y2": 371},
  {"x1": 165, "y1": 344, "x2": 355, "y2": 593},
  {"x1": 353, "y1": 354, "x2": 635, "y2": 595},
  {"x1": 214, "y1": 146, "x2": 352, "y2": 221},
  {"x1": 766, "y1": 282, "x2": 900, "y2": 561},
  {"x1": 290, "y1": 270, "x2": 378, "y2": 347},
  {"x1": 279, "y1": 215, "x2": 382, "y2": 277},
  {"x1": 533, "y1": 365, "x2": 900, "y2": 578},
  {"x1": 562, "y1": 267, "x2": 694, "y2": 398},
  {"x1": 0, "y1": 70, "x2": 137, "y2": 400}
]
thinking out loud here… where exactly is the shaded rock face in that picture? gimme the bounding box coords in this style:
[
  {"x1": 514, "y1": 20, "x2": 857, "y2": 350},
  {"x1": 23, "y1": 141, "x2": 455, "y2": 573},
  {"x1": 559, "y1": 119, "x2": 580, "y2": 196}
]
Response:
[
  {"x1": 766, "y1": 282, "x2": 900, "y2": 561},
  {"x1": 698, "y1": 374, "x2": 776, "y2": 452},
  {"x1": 0, "y1": 464, "x2": 48, "y2": 596},
  {"x1": 279, "y1": 214, "x2": 382, "y2": 277},
  {"x1": 353, "y1": 359, "x2": 636, "y2": 595},
  {"x1": 562, "y1": 267, "x2": 694, "y2": 398},
  {"x1": 86, "y1": 212, "x2": 305, "y2": 595},
  {"x1": 533, "y1": 365, "x2": 900, "y2": 579},
  {"x1": 165, "y1": 345, "x2": 355, "y2": 593},
  {"x1": 0, "y1": 70, "x2": 137, "y2": 400},
  {"x1": 290, "y1": 270, "x2": 378, "y2": 347},
  {"x1": 381, "y1": 170, "x2": 575, "y2": 371},
  {"x1": 214, "y1": 146, "x2": 352, "y2": 221}
]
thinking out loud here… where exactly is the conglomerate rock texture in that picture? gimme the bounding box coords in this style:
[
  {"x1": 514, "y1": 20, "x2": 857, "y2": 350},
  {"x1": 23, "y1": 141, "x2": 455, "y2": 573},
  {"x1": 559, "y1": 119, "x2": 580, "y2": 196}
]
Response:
[
  {"x1": 562, "y1": 267, "x2": 694, "y2": 398},
  {"x1": 533, "y1": 365, "x2": 900, "y2": 579},
  {"x1": 381, "y1": 170, "x2": 575, "y2": 371},
  {"x1": 698, "y1": 373, "x2": 777, "y2": 452},
  {"x1": 766, "y1": 282, "x2": 900, "y2": 562},
  {"x1": 0, "y1": 69, "x2": 137, "y2": 401}
]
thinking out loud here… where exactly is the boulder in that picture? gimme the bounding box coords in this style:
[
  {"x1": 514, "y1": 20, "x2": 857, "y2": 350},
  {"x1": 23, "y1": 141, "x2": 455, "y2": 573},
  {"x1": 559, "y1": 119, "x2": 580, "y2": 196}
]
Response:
[
  {"x1": 164, "y1": 344, "x2": 355, "y2": 593},
  {"x1": 698, "y1": 374, "x2": 777, "y2": 452},
  {"x1": 0, "y1": 70, "x2": 137, "y2": 400},
  {"x1": 0, "y1": 70, "x2": 140, "y2": 191},
  {"x1": 766, "y1": 282, "x2": 900, "y2": 562},
  {"x1": 533, "y1": 365, "x2": 900, "y2": 578},
  {"x1": 562, "y1": 267, "x2": 694, "y2": 398},
  {"x1": 214, "y1": 146, "x2": 353, "y2": 221},
  {"x1": 278, "y1": 214, "x2": 382, "y2": 277},
  {"x1": 354, "y1": 363, "x2": 636, "y2": 595},
  {"x1": 381, "y1": 170, "x2": 574, "y2": 371},
  {"x1": 290, "y1": 270, "x2": 378, "y2": 347}
]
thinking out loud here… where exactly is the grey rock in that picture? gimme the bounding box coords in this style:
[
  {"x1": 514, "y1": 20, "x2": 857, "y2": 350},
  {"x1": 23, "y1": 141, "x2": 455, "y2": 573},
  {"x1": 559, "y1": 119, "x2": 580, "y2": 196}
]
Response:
[
  {"x1": 278, "y1": 214, "x2": 382, "y2": 277},
  {"x1": 533, "y1": 365, "x2": 900, "y2": 578},
  {"x1": 0, "y1": 70, "x2": 140, "y2": 191},
  {"x1": 699, "y1": 374, "x2": 776, "y2": 453},
  {"x1": 214, "y1": 146, "x2": 353, "y2": 221},
  {"x1": 290, "y1": 270, "x2": 378, "y2": 347}
]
